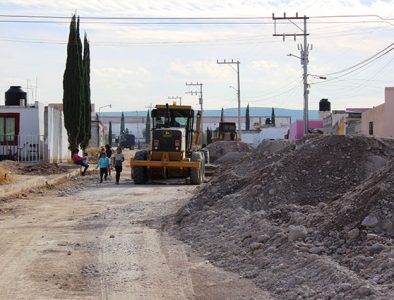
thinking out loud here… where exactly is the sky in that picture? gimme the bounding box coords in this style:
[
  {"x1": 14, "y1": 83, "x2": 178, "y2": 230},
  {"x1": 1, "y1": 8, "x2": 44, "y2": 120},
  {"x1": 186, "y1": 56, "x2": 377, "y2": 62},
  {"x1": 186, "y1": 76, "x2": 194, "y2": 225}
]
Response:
[{"x1": 0, "y1": 0, "x2": 394, "y2": 113}]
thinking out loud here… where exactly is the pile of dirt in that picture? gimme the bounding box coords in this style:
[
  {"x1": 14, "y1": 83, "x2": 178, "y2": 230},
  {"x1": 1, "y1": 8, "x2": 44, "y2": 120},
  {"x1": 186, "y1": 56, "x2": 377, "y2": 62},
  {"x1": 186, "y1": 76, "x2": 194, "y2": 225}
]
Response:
[
  {"x1": 173, "y1": 135, "x2": 394, "y2": 299},
  {"x1": 0, "y1": 160, "x2": 70, "y2": 176},
  {"x1": 205, "y1": 141, "x2": 253, "y2": 164}
]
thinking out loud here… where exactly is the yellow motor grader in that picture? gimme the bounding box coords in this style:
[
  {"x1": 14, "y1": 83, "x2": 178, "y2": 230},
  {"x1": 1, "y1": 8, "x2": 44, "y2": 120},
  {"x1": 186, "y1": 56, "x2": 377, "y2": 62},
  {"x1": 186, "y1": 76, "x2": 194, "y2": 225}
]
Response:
[{"x1": 130, "y1": 103, "x2": 205, "y2": 184}]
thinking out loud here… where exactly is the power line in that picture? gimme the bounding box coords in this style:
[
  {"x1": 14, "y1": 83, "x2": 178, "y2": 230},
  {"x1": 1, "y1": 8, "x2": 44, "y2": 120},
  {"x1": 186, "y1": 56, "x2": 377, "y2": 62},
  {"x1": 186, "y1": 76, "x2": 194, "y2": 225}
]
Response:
[
  {"x1": 315, "y1": 47, "x2": 394, "y2": 82},
  {"x1": 320, "y1": 42, "x2": 394, "y2": 76},
  {"x1": 1, "y1": 13, "x2": 394, "y2": 20}
]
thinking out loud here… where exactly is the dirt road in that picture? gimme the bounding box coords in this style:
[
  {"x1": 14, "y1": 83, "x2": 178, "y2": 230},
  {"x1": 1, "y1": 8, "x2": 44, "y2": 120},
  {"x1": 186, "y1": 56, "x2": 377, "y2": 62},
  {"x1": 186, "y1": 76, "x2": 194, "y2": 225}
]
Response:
[{"x1": 0, "y1": 172, "x2": 272, "y2": 299}]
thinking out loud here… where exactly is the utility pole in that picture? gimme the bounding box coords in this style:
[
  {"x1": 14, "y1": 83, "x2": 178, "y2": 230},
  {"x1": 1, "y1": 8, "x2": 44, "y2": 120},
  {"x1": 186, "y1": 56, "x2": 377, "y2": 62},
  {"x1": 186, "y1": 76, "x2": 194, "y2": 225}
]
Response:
[
  {"x1": 272, "y1": 13, "x2": 310, "y2": 135},
  {"x1": 185, "y1": 82, "x2": 204, "y2": 145},
  {"x1": 168, "y1": 96, "x2": 182, "y2": 105},
  {"x1": 217, "y1": 59, "x2": 241, "y2": 140}
]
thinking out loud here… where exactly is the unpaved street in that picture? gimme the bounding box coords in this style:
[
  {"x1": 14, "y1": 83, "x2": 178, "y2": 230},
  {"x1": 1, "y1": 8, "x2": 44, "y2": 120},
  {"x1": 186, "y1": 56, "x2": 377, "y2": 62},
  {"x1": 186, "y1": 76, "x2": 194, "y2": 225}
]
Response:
[{"x1": 0, "y1": 172, "x2": 272, "y2": 299}]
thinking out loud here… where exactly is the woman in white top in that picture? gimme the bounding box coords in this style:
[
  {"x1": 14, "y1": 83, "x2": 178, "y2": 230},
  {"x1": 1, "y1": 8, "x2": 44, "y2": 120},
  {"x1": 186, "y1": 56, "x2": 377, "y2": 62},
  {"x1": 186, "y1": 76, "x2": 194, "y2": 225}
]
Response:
[{"x1": 112, "y1": 147, "x2": 125, "y2": 184}]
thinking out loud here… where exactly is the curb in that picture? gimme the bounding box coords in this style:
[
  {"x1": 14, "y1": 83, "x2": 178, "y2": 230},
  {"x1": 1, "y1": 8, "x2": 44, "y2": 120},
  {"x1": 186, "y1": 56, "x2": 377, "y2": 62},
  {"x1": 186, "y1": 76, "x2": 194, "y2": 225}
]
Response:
[{"x1": 0, "y1": 169, "x2": 81, "y2": 199}]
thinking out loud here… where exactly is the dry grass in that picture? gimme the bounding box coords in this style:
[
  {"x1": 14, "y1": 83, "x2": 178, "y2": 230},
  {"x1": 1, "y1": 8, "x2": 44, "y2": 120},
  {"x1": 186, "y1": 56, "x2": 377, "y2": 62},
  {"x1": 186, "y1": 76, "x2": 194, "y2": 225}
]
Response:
[
  {"x1": 84, "y1": 147, "x2": 101, "y2": 163},
  {"x1": 0, "y1": 165, "x2": 14, "y2": 184}
]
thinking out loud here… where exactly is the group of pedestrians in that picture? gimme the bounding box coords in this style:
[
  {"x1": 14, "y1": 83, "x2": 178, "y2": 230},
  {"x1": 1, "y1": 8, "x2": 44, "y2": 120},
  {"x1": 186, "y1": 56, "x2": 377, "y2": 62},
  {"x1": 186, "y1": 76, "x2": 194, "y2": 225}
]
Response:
[
  {"x1": 97, "y1": 145, "x2": 125, "y2": 184},
  {"x1": 72, "y1": 144, "x2": 125, "y2": 184}
]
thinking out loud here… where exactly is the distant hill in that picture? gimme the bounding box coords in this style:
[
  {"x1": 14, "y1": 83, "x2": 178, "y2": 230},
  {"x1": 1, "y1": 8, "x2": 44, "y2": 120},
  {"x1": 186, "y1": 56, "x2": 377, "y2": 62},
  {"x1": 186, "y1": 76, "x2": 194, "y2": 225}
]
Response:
[{"x1": 101, "y1": 107, "x2": 319, "y2": 122}]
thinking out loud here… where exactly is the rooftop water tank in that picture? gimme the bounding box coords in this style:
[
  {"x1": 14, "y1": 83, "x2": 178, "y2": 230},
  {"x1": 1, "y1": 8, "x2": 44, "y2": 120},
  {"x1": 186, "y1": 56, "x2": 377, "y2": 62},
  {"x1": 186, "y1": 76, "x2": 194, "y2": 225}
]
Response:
[
  {"x1": 5, "y1": 86, "x2": 27, "y2": 106},
  {"x1": 319, "y1": 98, "x2": 331, "y2": 112}
]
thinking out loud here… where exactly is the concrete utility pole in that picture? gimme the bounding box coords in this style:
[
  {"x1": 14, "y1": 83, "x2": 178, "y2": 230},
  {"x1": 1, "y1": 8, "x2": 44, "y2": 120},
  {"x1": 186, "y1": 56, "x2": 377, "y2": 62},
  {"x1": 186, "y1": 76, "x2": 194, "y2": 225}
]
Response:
[
  {"x1": 217, "y1": 59, "x2": 242, "y2": 140},
  {"x1": 272, "y1": 13, "x2": 310, "y2": 135},
  {"x1": 167, "y1": 96, "x2": 182, "y2": 105},
  {"x1": 185, "y1": 82, "x2": 204, "y2": 145}
]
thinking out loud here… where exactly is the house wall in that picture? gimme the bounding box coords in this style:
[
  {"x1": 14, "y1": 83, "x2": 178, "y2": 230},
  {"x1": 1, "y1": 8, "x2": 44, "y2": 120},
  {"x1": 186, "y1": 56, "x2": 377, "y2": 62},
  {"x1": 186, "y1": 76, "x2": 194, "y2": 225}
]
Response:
[
  {"x1": 384, "y1": 87, "x2": 394, "y2": 138},
  {"x1": 361, "y1": 104, "x2": 385, "y2": 137},
  {"x1": 0, "y1": 102, "x2": 45, "y2": 161},
  {"x1": 101, "y1": 115, "x2": 292, "y2": 138},
  {"x1": 242, "y1": 127, "x2": 289, "y2": 146},
  {"x1": 0, "y1": 102, "x2": 41, "y2": 135},
  {"x1": 89, "y1": 120, "x2": 105, "y2": 147},
  {"x1": 361, "y1": 87, "x2": 394, "y2": 138},
  {"x1": 289, "y1": 120, "x2": 323, "y2": 141},
  {"x1": 45, "y1": 107, "x2": 69, "y2": 162}
]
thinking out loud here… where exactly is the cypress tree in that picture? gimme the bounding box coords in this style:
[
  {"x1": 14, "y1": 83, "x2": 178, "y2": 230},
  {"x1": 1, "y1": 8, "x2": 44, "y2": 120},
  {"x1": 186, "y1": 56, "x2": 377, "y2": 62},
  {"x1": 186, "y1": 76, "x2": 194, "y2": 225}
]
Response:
[
  {"x1": 76, "y1": 17, "x2": 85, "y2": 147},
  {"x1": 271, "y1": 107, "x2": 276, "y2": 127},
  {"x1": 220, "y1": 107, "x2": 224, "y2": 122},
  {"x1": 63, "y1": 14, "x2": 81, "y2": 150},
  {"x1": 108, "y1": 121, "x2": 112, "y2": 146},
  {"x1": 145, "y1": 109, "x2": 151, "y2": 144},
  {"x1": 80, "y1": 33, "x2": 91, "y2": 149},
  {"x1": 245, "y1": 104, "x2": 250, "y2": 130},
  {"x1": 120, "y1": 112, "x2": 125, "y2": 134}
]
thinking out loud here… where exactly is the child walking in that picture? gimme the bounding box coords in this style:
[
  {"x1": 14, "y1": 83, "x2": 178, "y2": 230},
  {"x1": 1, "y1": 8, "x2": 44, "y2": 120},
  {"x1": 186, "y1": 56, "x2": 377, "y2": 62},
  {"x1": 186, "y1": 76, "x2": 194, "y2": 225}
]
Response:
[
  {"x1": 96, "y1": 152, "x2": 111, "y2": 183},
  {"x1": 112, "y1": 147, "x2": 125, "y2": 184}
]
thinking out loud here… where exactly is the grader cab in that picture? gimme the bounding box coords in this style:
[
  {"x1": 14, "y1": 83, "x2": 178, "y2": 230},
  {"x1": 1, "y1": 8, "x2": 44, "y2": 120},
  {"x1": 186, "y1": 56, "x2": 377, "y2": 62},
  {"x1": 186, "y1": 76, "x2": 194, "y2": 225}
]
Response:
[
  {"x1": 212, "y1": 122, "x2": 238, "y2": 142},
  {"x1": 130, "y1": 103, "x2": 206, "y2": 184}
]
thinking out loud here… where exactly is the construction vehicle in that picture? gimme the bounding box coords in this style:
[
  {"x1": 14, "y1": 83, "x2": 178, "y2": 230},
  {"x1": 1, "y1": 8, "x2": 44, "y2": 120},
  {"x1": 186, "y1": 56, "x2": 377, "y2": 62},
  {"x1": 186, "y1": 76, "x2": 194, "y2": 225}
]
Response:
[
  {"x1": 212, "y1": 122, "x2": 238, "y2": 142},
  {"x1": 130, "y1": 103, "x2": 206, "y2": 184},
  {"x1": 118, "y1": 133, "x2": 135, "y2": 150}
]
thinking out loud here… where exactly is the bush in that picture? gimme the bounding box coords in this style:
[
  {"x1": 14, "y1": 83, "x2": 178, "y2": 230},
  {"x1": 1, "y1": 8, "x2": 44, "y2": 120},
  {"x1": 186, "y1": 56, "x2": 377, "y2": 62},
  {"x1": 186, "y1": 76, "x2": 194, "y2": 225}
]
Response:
[{"x1": 0, "y1": 166, "x2": 13, "y2": 185}]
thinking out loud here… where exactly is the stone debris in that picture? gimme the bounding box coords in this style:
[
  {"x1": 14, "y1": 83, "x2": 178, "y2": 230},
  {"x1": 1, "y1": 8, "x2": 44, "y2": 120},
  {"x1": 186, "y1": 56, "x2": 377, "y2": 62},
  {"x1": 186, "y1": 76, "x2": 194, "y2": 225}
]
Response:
[
  {"x1": 173, "y1": 135, "x2": 394, "y2": 299},
  {"x1": 205, "y1": 141, "x2": 252, "y2": 164}
]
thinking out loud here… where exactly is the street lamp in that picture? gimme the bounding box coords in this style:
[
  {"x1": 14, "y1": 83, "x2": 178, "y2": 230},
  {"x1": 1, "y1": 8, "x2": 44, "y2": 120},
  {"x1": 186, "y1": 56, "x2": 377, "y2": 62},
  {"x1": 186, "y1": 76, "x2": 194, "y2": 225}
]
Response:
[{"x1": 98, "y1": 104, "x2": 112, "y2": 118}]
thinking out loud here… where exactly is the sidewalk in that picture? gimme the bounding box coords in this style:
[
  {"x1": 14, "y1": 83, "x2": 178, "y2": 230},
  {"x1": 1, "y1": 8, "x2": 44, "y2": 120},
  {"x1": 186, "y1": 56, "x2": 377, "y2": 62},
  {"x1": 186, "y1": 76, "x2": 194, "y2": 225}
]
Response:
[{"x1": 0, "y1": 165, "x2": 81, "y2": 199}]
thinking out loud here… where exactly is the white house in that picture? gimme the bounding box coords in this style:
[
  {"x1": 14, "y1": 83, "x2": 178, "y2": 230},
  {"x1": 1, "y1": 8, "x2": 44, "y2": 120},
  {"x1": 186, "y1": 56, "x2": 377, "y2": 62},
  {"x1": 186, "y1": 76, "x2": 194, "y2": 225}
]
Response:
[{"x1": 1, "y1": 92, "x2": 69, "y2": 162}]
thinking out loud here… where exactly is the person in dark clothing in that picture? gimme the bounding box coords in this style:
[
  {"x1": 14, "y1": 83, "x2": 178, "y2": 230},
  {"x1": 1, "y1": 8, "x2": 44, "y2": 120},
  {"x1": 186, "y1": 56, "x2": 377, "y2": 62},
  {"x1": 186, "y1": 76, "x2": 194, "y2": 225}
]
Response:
[
  {"x1": 71, "y1": 148, "x2": 89, "y2": 175},
  {"x1": 105, "y1": 144, "x2": 113, "y2": 177},
  {"x1": 112, "y1": 147, "x2": 125, "y2": 184}
]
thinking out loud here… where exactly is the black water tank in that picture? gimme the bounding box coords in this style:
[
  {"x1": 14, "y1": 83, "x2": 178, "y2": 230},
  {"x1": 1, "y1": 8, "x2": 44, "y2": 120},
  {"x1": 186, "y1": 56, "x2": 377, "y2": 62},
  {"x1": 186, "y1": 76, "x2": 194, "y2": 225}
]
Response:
[
  {"x1": 319, "y1": 98, "x2": 330, "y2": 112},
  {"x1": 5, "y1": 86, "x2": 27, "y2": 106}
]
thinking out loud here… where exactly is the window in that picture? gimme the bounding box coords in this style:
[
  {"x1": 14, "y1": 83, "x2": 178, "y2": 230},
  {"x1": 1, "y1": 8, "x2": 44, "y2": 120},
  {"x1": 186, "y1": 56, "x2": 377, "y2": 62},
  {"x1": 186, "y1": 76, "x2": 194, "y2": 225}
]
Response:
[
  {"x1": 369, "y1": 121, "x2": 374, "y2": 135},
  {"x1": 0, "y1": 113, "x2": 20, "y2": 145}
]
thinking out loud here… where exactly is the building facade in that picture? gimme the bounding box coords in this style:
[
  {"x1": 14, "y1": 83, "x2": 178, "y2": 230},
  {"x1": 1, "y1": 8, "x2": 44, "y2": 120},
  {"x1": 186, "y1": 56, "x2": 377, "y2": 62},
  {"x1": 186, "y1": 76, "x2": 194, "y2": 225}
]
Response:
[{"x1": 361, "y1": 87, "x2": 394, "y2": 138}]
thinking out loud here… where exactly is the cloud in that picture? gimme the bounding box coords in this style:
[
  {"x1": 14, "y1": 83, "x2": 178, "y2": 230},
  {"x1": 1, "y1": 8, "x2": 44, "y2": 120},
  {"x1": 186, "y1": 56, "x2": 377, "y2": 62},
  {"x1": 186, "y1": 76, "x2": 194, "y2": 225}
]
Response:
[{"x1": 168, "y1": 60, "x2": 234, "y2": 80}]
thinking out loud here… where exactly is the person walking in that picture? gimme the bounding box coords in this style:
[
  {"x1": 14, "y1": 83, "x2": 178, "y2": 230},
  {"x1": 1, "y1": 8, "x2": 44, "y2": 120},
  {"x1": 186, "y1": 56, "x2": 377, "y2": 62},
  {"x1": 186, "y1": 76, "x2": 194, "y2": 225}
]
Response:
[
  {"x1": 112, "y1": 147, "x2": 125, "y2": 184},
  {"x1": 96, "y1": 152, "x2": 111, "y2": 183},
  {"x1": 105, "y1": 144, "x2": 113, "y2": 177}
]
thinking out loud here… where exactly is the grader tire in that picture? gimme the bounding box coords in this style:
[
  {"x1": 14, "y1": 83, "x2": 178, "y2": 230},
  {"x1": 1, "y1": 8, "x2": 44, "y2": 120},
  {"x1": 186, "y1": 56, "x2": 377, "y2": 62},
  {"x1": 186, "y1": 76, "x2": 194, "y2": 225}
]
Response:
[
  {"x1": 132, "y1": 150, "x2": 148, "y2": 184},
  {"x1": 190, "y1": 152, "x2": 203, "y2": 185}
]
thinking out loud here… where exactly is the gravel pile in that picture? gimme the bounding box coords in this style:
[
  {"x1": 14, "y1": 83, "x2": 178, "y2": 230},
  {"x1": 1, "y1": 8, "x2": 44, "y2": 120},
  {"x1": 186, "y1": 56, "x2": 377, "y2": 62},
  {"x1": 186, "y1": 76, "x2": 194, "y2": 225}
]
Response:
[
  {"x1": 173, "y1": 135, "x2": 394, "y2": 299},
  {"x1": 206, "y1": 141, "x2": 252, "y2": 164}
]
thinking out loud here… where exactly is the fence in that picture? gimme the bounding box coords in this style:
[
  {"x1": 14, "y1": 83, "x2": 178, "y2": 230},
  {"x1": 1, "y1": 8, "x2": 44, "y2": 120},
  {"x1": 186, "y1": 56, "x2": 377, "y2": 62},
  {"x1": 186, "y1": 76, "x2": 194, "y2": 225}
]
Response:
[{"x1": 0, "y1": 135, "x2": 44, "y2": 162}]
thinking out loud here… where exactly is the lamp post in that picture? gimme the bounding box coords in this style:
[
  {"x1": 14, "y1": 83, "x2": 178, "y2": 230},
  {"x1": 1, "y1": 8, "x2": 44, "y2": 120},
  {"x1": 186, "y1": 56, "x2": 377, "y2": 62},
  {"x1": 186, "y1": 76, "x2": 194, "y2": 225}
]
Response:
[
  {"x1": 217, "y1": 59, "x2": 241, "y2": 139},
  {"x1": 98, "y1": 104, "x2": 112, "y2": 119}
]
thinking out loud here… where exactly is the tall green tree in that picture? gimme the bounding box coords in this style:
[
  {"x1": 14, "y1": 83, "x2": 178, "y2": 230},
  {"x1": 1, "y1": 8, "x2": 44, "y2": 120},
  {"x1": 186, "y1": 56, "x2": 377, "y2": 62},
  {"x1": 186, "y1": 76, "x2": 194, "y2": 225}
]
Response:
[
  {"x1": 120, "y1": 112, "x2": 125, "y2": 134},
  {"x1": 63, "y1": 14, "x2": 82, "y2": 150},
  {"x1": 145, "y1": 109, "x2": 151, "y2": 144},
  {"x1": 108, "y1": 121, "x2": 112, "y2": 146},
  {"x1": 80, "y1": 33, "x2": 91, "y2": 150},
  {"x1": 220, "y1": 107, "x2": 224, "y2": 122},
  {"x1": 76, "y1": 17, "x2": 85, "y2": 147},
  {"x1": 245, "y1": 104, "x2": 250, "y2": 130},
  {"x1": 271, "y1": 107, "x2": 276, "y2": 127}
]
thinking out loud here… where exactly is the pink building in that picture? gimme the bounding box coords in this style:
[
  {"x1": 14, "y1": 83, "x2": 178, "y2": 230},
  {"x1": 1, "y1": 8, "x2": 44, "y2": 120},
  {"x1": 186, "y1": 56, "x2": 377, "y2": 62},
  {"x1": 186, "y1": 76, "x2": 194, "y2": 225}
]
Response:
[
  {"x1": 361, "y1": 87, "x2": 394, "y2": 138},
  {"x1": 289, "y1": 120, "x2": 324, "y2": 141}
]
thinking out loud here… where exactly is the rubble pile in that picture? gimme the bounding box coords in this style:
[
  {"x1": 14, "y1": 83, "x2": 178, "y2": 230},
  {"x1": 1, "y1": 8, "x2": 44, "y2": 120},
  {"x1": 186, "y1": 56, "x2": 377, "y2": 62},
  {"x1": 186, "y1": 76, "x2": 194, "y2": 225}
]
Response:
[
  {"x1": 174, "y1": 135, "x2": 394, "y2": 299},
  {"x1": 0, "y1": 160, "x2": 69, "y2": 175},
  {"x1": 205, "y1": 141, "x2": 252, "y2": 164}
]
